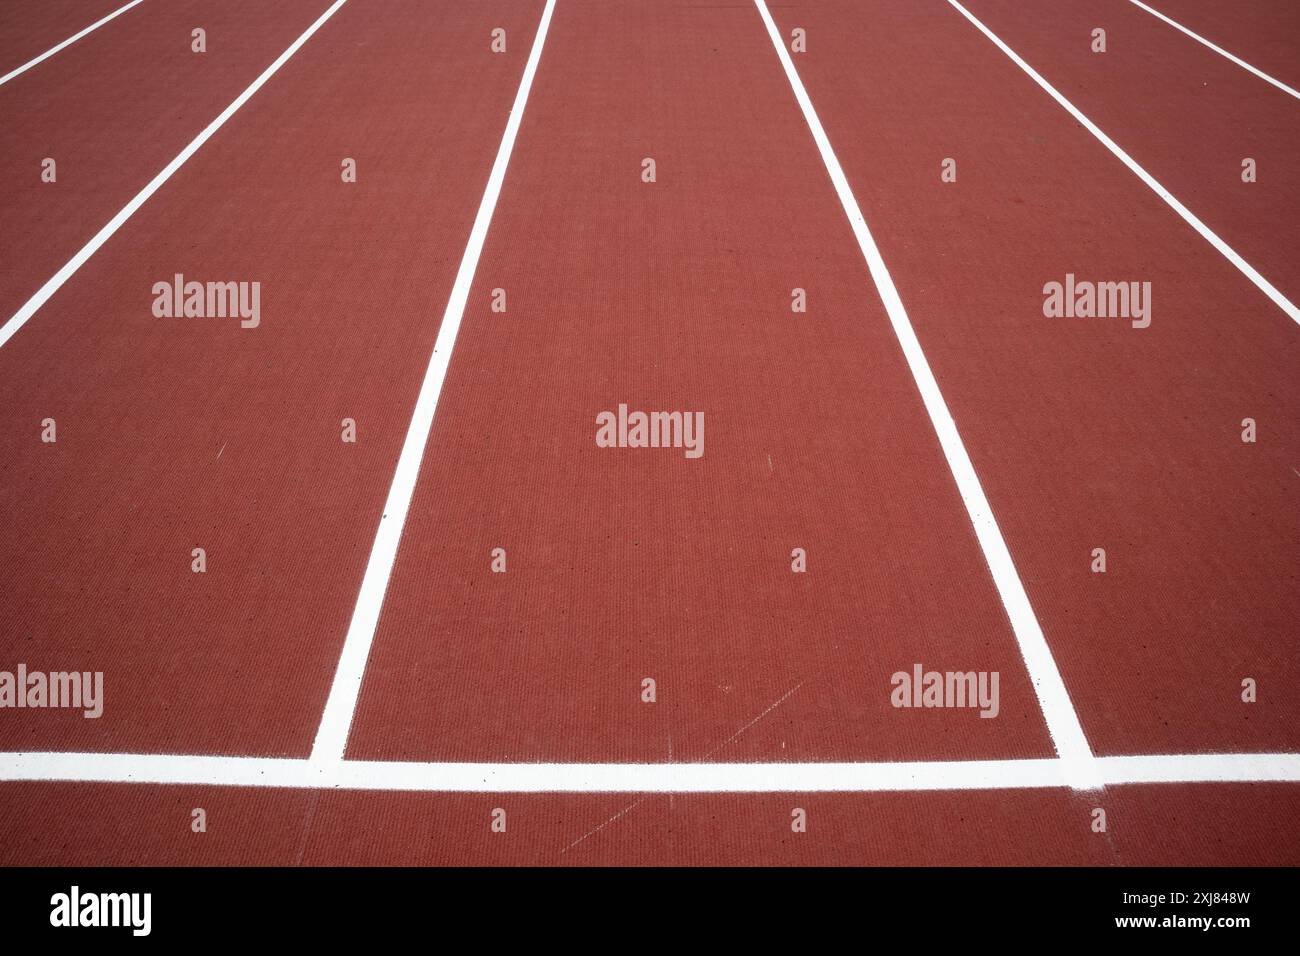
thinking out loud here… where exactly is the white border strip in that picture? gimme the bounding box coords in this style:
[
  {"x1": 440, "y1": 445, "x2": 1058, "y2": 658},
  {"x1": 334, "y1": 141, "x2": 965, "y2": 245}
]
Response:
[
  {"x1": 1, "y1": 751, "x2": 1297, "y2": 792},
  {"x1": 947, "y1": 0, "x2": 1300, "y2": 326},
  {"x1": 751, "y1": 0, "x2": 1097, "y2": 787},
  {"x1": 0, "y1": 0, "x2": 147, "y2": 88},
  {"x1": 0, "y1": 0, "x2": 350, "y2": 350},
  {"x1": 1127, "y1": 0, "x2": 1300, "y2": 101},
  {"x1": 309, "y1": 0, "x2": 558, "y2": 763}
]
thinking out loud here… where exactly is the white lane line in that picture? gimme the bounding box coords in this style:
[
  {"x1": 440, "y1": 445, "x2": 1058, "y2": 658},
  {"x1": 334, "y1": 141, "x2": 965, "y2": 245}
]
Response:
[
  {"x1": 1, "y1": 751, "x2": 1298, "y2": 791},
  {"x1": 1095, "y1": 752, "x2": 1300, "y2": 786},
  {"x1": 947, "y1": 0, "x2": 1300, "y2": 327},
  {"x1": 1126, "y1": 0, "x2": 1300, "y2": 100},
  {"x1": 0, "y1": 0, "x2": 350, "y2": 350},
  {"x1": 308, "y1": 0, "x2": 558, "y2": 764},
  {"x1": 0, "y1": 0, "x2": 147, "y2": 87},
  {"x1": 751, "y1": 0, "x2": 1098, "y2": 787}
]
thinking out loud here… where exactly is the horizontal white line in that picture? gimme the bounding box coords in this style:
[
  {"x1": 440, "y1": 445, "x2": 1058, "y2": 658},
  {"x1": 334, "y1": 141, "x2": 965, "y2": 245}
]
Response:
[
  {"x1": 0, "y1": 0, "x2": 147, "y2": 88},
  {"x1": 0, "y1": 751, "x2": 1296, "y2": 792},
  {"x1": 0, "y1": 0, "x2": 350, "y2": 350},
  {"x1": 1127, "y1": 0, "x2": 1300, "y2": 100},
  {"x1": 947, "y1": 0, "x2": 1300, "y2": 327},
  {"x1": 1095, "y1": 752, "x2": 1300, "y2": 786}
]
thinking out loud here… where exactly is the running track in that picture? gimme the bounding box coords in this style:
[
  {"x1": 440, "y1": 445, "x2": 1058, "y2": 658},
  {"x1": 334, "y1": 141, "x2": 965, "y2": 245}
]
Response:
[{"x1": 0, "y1": 0, "x2": 1295, "y2": 865}]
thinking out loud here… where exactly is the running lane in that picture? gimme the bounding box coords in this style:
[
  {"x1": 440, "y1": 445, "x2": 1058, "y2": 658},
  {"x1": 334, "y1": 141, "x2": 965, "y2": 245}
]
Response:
[
  {"x1": 0, "y1": 0, "x2": 547, "y2": 755},
  {"x1": 345, "y1": 0, "x2": 1062, "y2": 766},
  {"x1": 3, "y1": 782, "x2": 1296, "y2": 864},
  {"x1": 0, "y1": 0, "x2": 338, "y2": 324},
  {"x1": 1129, "y1": 0, "x2": 1300, "y2": 92},
  {"x1": 0, "y1": 0, "x2": 136, "y2": 75},
  {"x1": 765, "y1": 0, "x2": 1299, "y2": 755},
  {"x1": 956, "y1": 0, "x2": 1300, "y2": 308}
]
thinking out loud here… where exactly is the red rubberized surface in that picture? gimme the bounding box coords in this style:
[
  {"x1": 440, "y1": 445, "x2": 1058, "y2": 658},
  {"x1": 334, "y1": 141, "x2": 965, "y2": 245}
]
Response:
[
  {"x1": 0, "y1": 0, "x2": 132, "y2": 74},
  {"x1": 0, "y1": 0, "x2": 338, "y2": 321},
  {"x1": 345, "y1": 0, "x2": 1055, "y2": 765},
  {"x1": 1135, "y1": 0, "x2": 1300, "y2": 92},
  {"x1": 764, "y1": 0, "x2": 1299, "y2": 755},
  {"x1": 0, "y1": 0, "x2": 1295, "y2": 866},
  {"x1": 958, "y1": 0, "x2": 1299, "y2": 304},
  {"x1": 0, "y1": 0, "x2": 545, "y2": 755},
  {"x1": 1, "y1": 782, "x2": 1296, "y2": 866}
]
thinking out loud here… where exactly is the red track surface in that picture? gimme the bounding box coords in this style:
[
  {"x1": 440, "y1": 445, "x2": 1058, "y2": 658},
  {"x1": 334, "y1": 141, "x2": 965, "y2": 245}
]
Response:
[
  {"x1": 0, "y1": 0, "x2": 131, "y2": 73},
  {"x1": 765, "y1": 0, "x2": 1299, "y2": 755},
  {"x1": 2, "y1": 782, "x2": 1297, "y2": 866},
  {"x1": 960, "y1": 0, "x2": 1299, "y2": 304},
  {"x1": 346, "y1": 0, "x2": 1054, "y2": 766},
  {"x1": 0, "y1": 0, "x2": 338, "y2": 320},
  {"x1": 0, "y1": 0, "x2": 1296, "y2": 866},
  {"x1": 1123, "y1": 0, "x2": 1300, "y2": 93},
  {"x1": 0, "y1": 0, "x2": 544, "y2": 754}
]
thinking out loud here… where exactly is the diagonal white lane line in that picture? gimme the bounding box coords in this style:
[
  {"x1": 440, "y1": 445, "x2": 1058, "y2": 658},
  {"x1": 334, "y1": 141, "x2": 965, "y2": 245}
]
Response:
[
  {"x1": 0, "y1": 0, "x2": 147, "y2": 87},
  {"x1": 0, "y1": 0, "x2": 351, "y2": 350},
  {"x1": 309, "y1": 0, "x2": 559, "y2": 764},
  {"x1": 947, "y1": 0, "x2": 1300, "y2": 327},
  {"x1": 1126, "y1": 0, "x2": 1300, "y2": 100},
  {"x1": 751, "y1": 0, "x2": 1098, "y2": 787}
]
